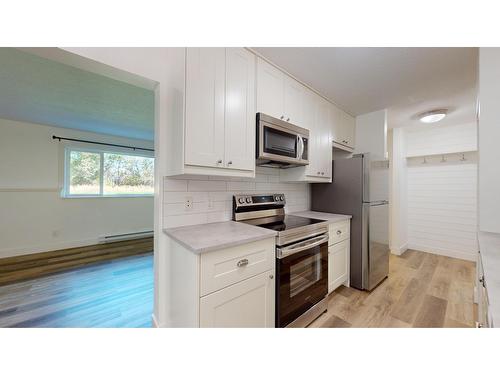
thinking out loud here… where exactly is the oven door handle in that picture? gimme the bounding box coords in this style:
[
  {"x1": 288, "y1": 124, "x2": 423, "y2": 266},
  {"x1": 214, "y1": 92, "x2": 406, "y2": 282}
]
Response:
[{"x1": 277, "y1": 234, "x2": 329, "y2": 259}]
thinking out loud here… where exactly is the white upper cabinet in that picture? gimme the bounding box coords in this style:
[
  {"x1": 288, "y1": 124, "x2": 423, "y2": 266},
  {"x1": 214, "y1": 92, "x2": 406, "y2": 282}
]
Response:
[
  {"x1": 283, "y1": 75, "x2": 305, "y2": 124},
  {"x1": 256, "y1": 58, "x2": 305, "y2": 125},
  {"x1": 224, "y1": 48, "x2": 256, "y2": 171},
  {"x1": 185, "y1": 48, "x2": 226, "y2": 168},
  {"x1": 170, "y1": 48, "x2": 256, "y2": 178},
  {"x1": 256, "y1": 58, "x2": 284, "y2": 120},
  {"x1": 332, "y1": 108, "x2": 356, "y2": 151},
  {"x1": 281, "y1": 91, "x2": 332, "y2": 183}
]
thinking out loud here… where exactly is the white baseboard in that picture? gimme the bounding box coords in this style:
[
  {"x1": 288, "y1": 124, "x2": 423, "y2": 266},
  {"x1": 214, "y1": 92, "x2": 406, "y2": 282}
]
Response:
[
  {"x1": 407, "y1": 243, "x2": 477, "y2": 262},
  {"x1": 0, "y1": 238, "x2": 100, "y2": 259},
  {"x1": 390, "y1": 243, "x2": 408, "y2": 256}
]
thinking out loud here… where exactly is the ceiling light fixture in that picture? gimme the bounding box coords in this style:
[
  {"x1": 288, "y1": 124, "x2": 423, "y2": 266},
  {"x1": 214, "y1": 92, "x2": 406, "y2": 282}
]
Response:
[{"x1": 419, "y1": 109, "x2": 448, "y2": 123}]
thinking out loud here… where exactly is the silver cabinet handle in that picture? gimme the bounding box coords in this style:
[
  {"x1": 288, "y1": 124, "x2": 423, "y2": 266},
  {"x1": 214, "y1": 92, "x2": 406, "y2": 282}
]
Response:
[
  {"x1": 337, "y1": 230, "x2": 342, "y2": 235},
  {"x1": 227, "y1": 161, "x2": 233, "y2": 165},
  {"x1": 286, "y1": 117, "x2": 290, "y2": 122},
  {"x1": 217, "y1": 159, "x2": 222, "y2": 164},
  {"x1": 321, "y1": 172, "x2": 324, "y2": 175},
  {"x1": 280, "y1": 115, "x2": 284, "y2": 120},
  {"x1": 269, "y1": 274, "x2": 274, "y2": 279},
  {"x1": 237, "y1": 259, "x2": 249, "y2": 267},
  {"x1": 317, "y1": 171, "x2": 321, "y2": 175}
]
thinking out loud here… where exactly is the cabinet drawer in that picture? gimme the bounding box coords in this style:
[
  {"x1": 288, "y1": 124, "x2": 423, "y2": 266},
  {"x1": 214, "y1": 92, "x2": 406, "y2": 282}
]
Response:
[
  {"x1": 329, "y1": 220, "x2": 350, "y2": 245},
  {"x1": 200, "y1": 238, "x2": 275, "y2": 296}
]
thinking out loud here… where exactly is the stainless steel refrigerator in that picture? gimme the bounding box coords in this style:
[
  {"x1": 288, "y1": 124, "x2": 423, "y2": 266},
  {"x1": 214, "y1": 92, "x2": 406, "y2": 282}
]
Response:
[{"x1": 311, "y1": 153, "x2": 389, "y2": 291}]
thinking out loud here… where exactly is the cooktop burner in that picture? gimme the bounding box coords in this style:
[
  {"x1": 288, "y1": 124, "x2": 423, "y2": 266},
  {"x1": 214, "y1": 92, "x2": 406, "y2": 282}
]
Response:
[{"x1": 243, "y1": 215, "x2": 325, "y2": 232}]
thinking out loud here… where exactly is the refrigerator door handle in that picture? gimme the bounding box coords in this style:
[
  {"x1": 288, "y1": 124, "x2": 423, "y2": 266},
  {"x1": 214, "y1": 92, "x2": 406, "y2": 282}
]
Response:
[{"x1": 368, "y1": 200, "x2": 389, "y2": 206}]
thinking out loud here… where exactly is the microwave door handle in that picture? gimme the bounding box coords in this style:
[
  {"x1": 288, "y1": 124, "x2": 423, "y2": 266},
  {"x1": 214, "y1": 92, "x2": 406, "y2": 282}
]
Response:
[
  {"x1": 297, "y1": 136, "x2": 304, "y2": 160},
  {"x1": 278, "y1": 234, "x2": 329, "y2": 259}
]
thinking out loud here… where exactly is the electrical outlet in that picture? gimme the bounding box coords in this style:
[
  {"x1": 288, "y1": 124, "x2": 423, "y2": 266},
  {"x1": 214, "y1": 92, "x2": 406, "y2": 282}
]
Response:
[{"x1": 185, "y1": 196, "x2": 193, "y2": 210}]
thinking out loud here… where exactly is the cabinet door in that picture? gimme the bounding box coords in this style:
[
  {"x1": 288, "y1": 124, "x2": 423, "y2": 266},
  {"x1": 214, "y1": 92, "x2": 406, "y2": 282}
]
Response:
[
  {"x1": 343, "y1": 113, "x2": 356, "y2": 149},
  {"x1": 329, "y1": 104, "x2": 343, "y2": 146},
  {"x1": 200, "y1": 270, "x2": 275, "y2": 328},
  {"x1": 316, "y1": 97, "x2": 332, "y2": 179},
  {"x1": 185, "y1": 48, "x2": 225, "y2": 168},
  {"x1": 256, "y1": 58, "x2": 284, "y2": 120},
  {"x1": 328, "y1": 240, "x2": 349, "y2": 293},
  {"x1": 224, "y1": 48, "x2": 256, "y2": 171},
  {"x1": 283, "y1": 75, "x2": 305, "y2": 125},
  {"x1": 304, "y1": 90, "x2": 320, "y2": 177}
]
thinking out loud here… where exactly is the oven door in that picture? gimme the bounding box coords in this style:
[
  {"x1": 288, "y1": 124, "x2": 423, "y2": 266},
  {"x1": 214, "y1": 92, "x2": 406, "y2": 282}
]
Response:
[{"x1": 276, "y1": 234, "x2": 329, "y2": 327}]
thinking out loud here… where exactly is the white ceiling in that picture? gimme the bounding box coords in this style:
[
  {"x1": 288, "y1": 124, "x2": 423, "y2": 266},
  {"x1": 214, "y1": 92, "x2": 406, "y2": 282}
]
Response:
[
  {"x1": 253, "y1": 47, "x2": 478, "y2": 128},
  {"x1": 0, "y1": 48, "x2": 154, "y2": 140}
]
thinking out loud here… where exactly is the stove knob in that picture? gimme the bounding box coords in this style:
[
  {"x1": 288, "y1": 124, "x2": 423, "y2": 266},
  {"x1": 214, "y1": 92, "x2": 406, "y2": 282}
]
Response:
[
  {"x1": 246, "y1": 197, "x2": 252, "y2": 203},
  {"x1": 275, "y1": 196, "x2": 280, "y2": 201},
  {"x1": 238, "y1": 197, "x2": 245, "y2": 204},
  {"x1": 280, "y1": 196, "x2": 284, "y2": 201}
]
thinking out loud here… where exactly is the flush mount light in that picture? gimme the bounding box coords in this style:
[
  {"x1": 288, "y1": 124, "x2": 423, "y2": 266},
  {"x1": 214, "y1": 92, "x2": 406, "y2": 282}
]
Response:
[{"x1": 419, "y1": 109, "x2": 448, "y2": 123}]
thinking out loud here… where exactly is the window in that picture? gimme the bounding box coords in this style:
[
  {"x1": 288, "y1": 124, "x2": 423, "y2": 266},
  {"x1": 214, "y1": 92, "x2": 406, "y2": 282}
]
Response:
[{"x1": 64, "y1": 147, "x2": 154, "y2": 197}]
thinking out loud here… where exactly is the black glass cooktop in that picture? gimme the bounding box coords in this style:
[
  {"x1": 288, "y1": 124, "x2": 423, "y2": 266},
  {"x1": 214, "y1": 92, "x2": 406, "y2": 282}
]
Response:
[{"x1": 246, "y1": 215, "x2": 325, "y2": 232}]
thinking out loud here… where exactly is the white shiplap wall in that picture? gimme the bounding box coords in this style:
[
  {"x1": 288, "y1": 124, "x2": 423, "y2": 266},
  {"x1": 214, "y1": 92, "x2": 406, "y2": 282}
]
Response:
[
  {"x1": 163, "y1": 167, "x2": 310, "y2": 228},
  {"x1": 405, "y1": 123, "x2": 478, "y2": 260}
]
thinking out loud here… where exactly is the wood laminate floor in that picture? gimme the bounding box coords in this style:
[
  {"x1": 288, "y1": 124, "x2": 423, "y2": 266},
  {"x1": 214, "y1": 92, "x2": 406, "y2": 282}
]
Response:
[
  {"x1": 309, "y1": 250, "x2": 477, "y2": 328},
  {"x1": 0, "y1": 238, "x2": 154, "y2": 286},
  {"x1": 0, "y1": 254, "x2": 153, "y2": 328}
]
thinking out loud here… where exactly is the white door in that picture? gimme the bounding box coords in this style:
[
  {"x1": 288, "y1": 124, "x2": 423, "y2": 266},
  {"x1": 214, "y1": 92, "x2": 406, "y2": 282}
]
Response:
[
  {"x1": 283, "y1": 75, "x2": 305, "y2": 125},
  {"x1": 224, "y1": 48, "x2": 256, "y2": 171},
  {"x1": 256, "y1": 58, "x2": 284, "y2": 120},
  {"x1": 185, "y1": 48, "x2": 226, "y2": 168},
  {"x1": 200, "y1": 270, "x2": 275, "y2": 328},
  {"x1": 328, "y1": 240, "x2": 349, "y2": 293}
]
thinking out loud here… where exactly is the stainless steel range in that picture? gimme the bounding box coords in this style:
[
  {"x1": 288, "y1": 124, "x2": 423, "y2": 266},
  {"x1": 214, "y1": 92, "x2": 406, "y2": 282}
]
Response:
[{"x1": 233, "y1": 193, "x2": 329, "y2": 328}]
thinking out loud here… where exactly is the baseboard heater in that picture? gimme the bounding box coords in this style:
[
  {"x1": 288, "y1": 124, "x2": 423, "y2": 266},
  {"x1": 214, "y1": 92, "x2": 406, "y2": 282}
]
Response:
[{"x1": 99, "y1": 230, "x2": 153, "y2": 244}]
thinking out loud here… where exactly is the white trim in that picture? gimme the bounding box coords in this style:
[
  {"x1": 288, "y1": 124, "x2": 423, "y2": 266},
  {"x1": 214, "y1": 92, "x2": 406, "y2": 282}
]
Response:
[
  {"x1": 407, "y1": 243, "x2": 477, "y2": 262},
  {"x1": 390, "y1": 243, "x2": 408, "y2": 256},
  {"x1": 0, "y1": 187, "x2": 59, "y2": 192},
  {"x1": 0, "y1": 238, "x2": 100, "y2": 259}
]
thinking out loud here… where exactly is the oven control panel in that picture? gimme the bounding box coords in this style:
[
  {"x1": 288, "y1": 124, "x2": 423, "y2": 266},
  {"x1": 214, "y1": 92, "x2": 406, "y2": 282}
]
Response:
[{"x1": 233, "y1": 193, "x2": 285, "y2": 208}]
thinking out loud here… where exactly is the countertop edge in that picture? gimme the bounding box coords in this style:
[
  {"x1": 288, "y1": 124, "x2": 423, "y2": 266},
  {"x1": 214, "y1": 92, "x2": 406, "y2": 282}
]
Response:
[{"x1": 163, "y1": 227, "x2": 277, "y2": 255}]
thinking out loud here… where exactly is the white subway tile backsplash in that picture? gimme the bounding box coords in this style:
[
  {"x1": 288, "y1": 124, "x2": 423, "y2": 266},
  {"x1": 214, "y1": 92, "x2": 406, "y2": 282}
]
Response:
[
  {"x1": 162, "y1": 171, "x2": 311, "y2": 229},
  {"x1": 163, "y1": 178, "x2": 188, "y2": 192},
  {"x1": 188, "y1": 180, "x2": 227, "y2": 192}
]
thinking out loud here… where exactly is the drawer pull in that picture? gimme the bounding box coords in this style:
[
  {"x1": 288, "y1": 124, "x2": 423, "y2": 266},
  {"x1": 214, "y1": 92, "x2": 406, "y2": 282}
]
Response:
[
  {"x1": 237, "y1": 259, "x2": 249, "y2": 267},
  {"x1": 336, "y1": 230, "x2": 342, "y2": 235}
]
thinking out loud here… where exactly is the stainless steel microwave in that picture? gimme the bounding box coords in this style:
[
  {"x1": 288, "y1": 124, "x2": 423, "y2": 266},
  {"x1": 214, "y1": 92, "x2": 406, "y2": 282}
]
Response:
[{"x1": 256, "y1": 113, "x2": 309, "y2": 168}]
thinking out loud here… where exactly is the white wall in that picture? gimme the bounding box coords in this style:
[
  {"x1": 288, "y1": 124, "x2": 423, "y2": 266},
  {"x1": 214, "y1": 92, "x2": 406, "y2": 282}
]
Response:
[
  {"x1": 479, "y1": 48, "x2": 500, "y2": 234},
  {"x1": 404, "y1": 123, "x2": 478, "y2": 261},
  {"x1": 163, "y1": 168, "x2": 310, "y2": 228},
  {"x1": 0, "y1": 118, "x2": 154, "y2": 258}
]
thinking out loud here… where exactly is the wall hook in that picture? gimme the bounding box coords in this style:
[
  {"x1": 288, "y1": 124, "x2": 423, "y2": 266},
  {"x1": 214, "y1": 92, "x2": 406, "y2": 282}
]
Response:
[
  {"x1": 460, "y1": 153, "x2": 466, "y2": 161},
  {"x1": 422, "y1": 157, "x2": 427, "y2": 164},
  {"x1": 441, "y1": 155, "x2": 446, "y2": 163}
]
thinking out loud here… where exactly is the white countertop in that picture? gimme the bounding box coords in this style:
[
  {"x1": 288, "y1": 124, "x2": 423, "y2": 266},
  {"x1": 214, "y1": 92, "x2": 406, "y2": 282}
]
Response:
[
  {"x1": 164, "y1": 221, "x2": 277, "y2": 254},
  {"x1": 293, "y1": 210, "x2": 352, "y2": 223},
  {"x1": 478, "y1": 231, "x2": 500, "y2": 325}
]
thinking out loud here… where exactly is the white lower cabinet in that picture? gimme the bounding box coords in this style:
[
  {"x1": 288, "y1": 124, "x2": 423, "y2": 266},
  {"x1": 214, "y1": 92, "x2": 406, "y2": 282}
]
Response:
[
  {"x1": 328, "y1": 240, "x2": 349, "y2": 293},
  {"x1": 200, "y1": 270, "x2": 275, "y2": 328},
  {"x1": 169, "y1": 236, "x2": 275, "y2": 327},
  {"x1": 327, "y1": 220, "x2": 351, "y2": 294}
]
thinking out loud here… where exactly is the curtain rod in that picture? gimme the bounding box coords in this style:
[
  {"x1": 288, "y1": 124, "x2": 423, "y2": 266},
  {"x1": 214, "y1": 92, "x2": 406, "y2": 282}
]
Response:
[{"x1": 52, "y1": 135, "x2": 154, "y2": 152}]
